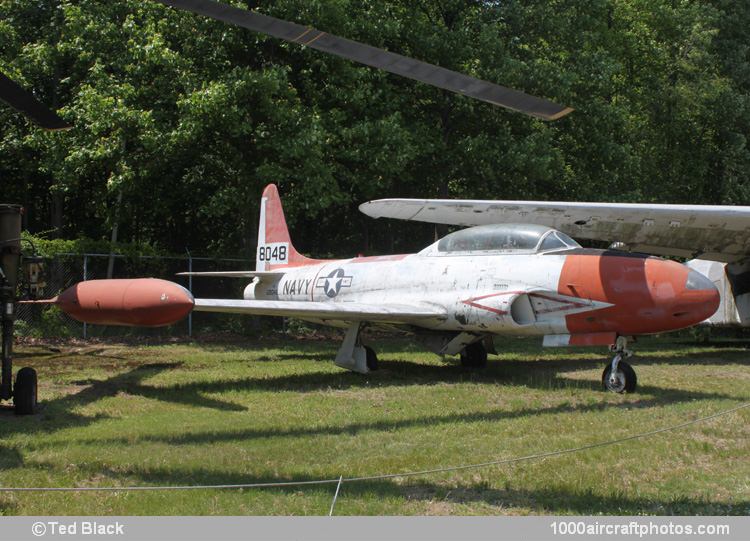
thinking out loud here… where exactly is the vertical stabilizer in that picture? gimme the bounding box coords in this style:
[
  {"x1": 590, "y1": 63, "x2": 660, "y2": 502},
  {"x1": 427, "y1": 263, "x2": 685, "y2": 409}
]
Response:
[{"x1": 256, "y1": 184, "x2": 314, "y2": 271}]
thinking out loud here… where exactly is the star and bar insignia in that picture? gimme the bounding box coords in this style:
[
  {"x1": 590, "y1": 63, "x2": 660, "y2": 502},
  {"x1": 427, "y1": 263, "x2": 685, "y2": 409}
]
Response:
[{"x1": 316, "y1": 268, "x2": 353, "y2": 298}]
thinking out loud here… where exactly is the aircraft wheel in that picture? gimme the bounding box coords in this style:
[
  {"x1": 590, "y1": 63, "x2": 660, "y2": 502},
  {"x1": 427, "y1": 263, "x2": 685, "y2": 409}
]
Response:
[
  {"x1": 602, "y1": 360, "x2": 637, "y2": 393},
  {"x1": 13, "y1": 367, "x2": 38, "y2": 415},
  {"x1": 364, "y1": 346, "x2": 378, "y2": 371},
  {"x1": 460, "y1": 342, "x2": 487, "y2": 369}
]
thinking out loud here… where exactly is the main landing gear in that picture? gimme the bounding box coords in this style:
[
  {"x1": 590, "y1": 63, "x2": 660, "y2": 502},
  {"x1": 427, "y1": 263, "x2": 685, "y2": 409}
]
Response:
[
  {"x1": 602, "y1": 336, "x2": 637, "y2": 393},
  {"x1": 364, "y1": 345, "x2": 378, "y2": 371},
  {"x1": 334, "y1": 323, "x2": 378, "y2": 373}
]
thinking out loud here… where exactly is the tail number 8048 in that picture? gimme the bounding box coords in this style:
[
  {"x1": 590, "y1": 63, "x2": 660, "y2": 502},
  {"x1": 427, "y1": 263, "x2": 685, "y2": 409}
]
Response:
[{"x1": 257, "y1": 242, "x2": 289, "y2": 264}]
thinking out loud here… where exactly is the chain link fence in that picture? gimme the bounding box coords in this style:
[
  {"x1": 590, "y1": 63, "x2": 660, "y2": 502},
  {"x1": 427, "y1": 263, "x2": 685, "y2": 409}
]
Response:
[{"x1": 15, "y1": 253, "x2": 267, "y2": 339}]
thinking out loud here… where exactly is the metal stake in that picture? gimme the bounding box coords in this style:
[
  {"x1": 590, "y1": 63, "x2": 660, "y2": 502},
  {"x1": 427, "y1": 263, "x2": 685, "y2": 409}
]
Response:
[{"x1": 328, "y1": 475, "x2": 343, "y2": 516}]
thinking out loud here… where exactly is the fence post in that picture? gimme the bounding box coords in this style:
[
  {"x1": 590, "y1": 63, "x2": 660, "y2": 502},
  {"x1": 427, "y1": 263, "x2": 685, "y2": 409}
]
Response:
[
  {"x1": 187, "y1": 250, "x2": 193, "y2": 338},
  {"x1": 82, "y1": 254, "x2": 88, "y2": 339}
]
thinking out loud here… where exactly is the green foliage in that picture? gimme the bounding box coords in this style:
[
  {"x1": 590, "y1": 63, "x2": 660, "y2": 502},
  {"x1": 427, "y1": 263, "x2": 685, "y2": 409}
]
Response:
[
  {"x1": 21, "y1": 231, "x2": 163, "y2": 258},
  {"x1": 38, "y1": 305, "x2": 72, "y2": 338},
  {"x1": 18, "y1": 305, "x2": 73, "y2": 339},
  {"x1": 2, "y1": 0, "x2": 750, "y2": 257}
]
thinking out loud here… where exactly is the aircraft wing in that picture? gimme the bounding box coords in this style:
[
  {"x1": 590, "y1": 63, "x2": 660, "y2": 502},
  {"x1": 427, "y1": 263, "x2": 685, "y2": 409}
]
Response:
[
  {"x1": 193, "y1": 299, "x2": 446, "y2": 322},
  {"x1": 359, "y1": 198, "x2": 750, "y2": 263}
]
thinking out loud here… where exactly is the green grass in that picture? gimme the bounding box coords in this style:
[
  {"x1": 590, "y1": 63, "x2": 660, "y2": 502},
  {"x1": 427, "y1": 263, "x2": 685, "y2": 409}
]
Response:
[{"x1": 1, "y1": 335, "x2": 748, "y2": 515}]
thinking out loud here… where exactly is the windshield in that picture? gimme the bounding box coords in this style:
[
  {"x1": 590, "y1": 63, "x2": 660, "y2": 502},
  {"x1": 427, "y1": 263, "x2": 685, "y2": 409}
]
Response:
[{"x1": 437, "y1": 224, "x2": 557, "y2": 253}]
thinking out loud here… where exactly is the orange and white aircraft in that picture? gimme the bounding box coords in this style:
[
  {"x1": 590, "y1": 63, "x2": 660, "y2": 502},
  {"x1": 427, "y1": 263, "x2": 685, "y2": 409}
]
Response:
[{"x1": 177, "y1": 184, "x2": 721, "y2": 394}]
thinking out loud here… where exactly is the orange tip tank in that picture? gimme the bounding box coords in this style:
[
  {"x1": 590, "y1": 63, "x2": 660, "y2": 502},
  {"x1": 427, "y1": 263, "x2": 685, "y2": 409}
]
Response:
[{"x1": 22, "y1": 278, "x2": 194, "y2": 327}]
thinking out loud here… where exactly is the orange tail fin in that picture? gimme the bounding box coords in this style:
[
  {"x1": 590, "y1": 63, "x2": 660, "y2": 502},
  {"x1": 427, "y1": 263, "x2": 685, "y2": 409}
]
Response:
[{"x1": 256, "y1": 184, "x2": 315, "y2": 271}]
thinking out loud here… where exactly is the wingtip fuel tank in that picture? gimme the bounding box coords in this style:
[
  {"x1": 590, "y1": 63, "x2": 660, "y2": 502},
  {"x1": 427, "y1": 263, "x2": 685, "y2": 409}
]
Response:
[{"x1": 25, "y1": 278, "x2": 194, "y2": 327}]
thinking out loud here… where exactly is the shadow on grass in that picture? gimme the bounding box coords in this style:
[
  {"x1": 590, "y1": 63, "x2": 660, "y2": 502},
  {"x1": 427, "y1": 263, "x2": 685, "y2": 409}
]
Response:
[
  {"x1": 114, "y1": 355, "x2": 744, "y2": 398},
  {"x1": 24, "y1": 460, "x2": 749, "y2": 515},
  {"x1": 0, "y1": 444, "x2": 24, "y2": 512},
  {"x1": 0, "y1": 362, "x2": 245, "y2": 439},
  {"x1": 0, "y1": 498, "x2": 19, "y2": 513},
  {"x1": 0, "y1": 444, "x2": 24, "y2": 470},
  {"x1": 255, "y1": 352, "x2": 335, "y2": 363},
  {"x1": 35, "y1": 382, "x2": 739, "y2": 449},
  {"x1": 13, "y1": 346, "x2": 128, "y2": 363},
  {"x1": 5, "y1": 341, "x2": 747, "y2": 442},
  {"x1": 352, "y1": 480, "x2": 750, "y2": 515},
  {"x1": 239, "y1": 337, "x2": 746, "y2": 375}
]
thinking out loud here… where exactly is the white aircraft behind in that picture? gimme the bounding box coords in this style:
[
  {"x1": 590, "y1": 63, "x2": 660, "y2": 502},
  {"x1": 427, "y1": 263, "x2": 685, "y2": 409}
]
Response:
[{"x1": 182, "y1": 184, "x2": 721, "y2": 394}]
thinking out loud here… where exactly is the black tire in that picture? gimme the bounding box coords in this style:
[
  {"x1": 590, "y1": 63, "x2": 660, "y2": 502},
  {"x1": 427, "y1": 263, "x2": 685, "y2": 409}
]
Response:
[
  {"x1": 460, "y1": 341, "x2": 488, "y2": 369},
  {"x1": 602, "y1": 360, "x2": 637, "y2": 393},
  {"x1": 14, "y1": 367, "x2": 38, "y2": 415},
  {"x1": 364, "y1": 345, "x2": 378, "y2": 371}
]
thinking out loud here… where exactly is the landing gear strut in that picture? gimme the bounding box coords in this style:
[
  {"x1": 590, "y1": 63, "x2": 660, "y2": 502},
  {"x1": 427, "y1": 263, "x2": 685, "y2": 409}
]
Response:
[
  {"x1": 602, "y1": 336, "x2": 637, "y2": 393},
  {"x1": 335, "y1": 323, "x2": 379, "y2": 373}
]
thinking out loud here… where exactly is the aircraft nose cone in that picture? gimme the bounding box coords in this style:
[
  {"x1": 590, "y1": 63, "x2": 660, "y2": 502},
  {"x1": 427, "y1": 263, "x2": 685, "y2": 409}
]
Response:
[{"x1": 667, "y1": 268, "x2": 720, "y2": 326}]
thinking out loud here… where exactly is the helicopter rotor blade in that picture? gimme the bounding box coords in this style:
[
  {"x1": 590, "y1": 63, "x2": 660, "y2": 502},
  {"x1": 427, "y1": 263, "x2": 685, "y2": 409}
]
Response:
[
  {"x1": 0, "y1": 72, "x2": 71, "y2": 130},
  {"x1": 155, "y1": 0, "x2": 572, "y2": 121}
]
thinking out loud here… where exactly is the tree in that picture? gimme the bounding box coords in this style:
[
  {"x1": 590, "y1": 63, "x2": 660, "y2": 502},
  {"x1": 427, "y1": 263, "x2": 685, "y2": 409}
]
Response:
[{"x1": 2, "y1": 0, "x2": 750, "y2": 258}]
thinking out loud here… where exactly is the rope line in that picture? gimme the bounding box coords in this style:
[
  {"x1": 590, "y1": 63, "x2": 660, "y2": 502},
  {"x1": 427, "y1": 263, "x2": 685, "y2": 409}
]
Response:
[{"x1": 1, "y1": 401, "x2": 747, "y2": 493}]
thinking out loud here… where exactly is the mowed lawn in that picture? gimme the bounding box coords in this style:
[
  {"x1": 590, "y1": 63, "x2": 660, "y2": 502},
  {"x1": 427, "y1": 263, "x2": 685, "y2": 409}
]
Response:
[{"x1": 0, "y1": 335, "x2": 748, "y2": 515}]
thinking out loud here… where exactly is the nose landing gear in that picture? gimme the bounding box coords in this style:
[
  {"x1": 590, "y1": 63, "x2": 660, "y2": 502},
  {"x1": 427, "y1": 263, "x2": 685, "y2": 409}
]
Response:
[{"x1": 602, "y1": 336, "x2": 637, "y2": 393}]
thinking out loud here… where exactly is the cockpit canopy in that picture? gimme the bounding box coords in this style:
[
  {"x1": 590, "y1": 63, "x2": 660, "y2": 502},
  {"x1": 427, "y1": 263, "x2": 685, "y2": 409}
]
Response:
[{"x1": 431, "y1": 224, "x2": 581, "y2": 255}]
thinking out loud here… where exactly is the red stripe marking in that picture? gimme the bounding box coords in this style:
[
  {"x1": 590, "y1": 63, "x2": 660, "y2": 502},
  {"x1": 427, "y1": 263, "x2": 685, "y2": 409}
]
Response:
[
  {"x1": 462, "y1": 290, "x2": 593, "y2": 317},
  {"x1": 462, "y1": 300, "x2": 508, "y2": 316},
  {"x1": 461, "y1": 291, "x2": 524, "y2": 316}
]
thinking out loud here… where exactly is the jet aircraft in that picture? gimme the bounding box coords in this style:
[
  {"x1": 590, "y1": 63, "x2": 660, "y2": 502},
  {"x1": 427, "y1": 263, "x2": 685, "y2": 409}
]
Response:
[
  {"x1": 178, "y1": 184, "x2": 720, "y2": 394},
  {"x1": 32, "y1": 184, "x2": 725, "y2": 395}
]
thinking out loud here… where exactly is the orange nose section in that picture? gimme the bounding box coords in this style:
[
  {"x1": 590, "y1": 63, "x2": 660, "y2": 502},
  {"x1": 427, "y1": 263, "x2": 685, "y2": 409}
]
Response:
[
  {"x1": 667, "y1": 268, "x2": 720, "y2": 325},
  {"x1": 56, "y1": 278, "x2": 195, "y2": 327},
  {"x1": 559, "y1": 252, "x2": 720, "y2": 335}
]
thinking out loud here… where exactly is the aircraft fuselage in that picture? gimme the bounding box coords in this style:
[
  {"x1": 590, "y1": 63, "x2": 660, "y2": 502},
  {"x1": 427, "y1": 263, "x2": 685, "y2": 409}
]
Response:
[{"x1": 248, "y1": 248, "x2": 719, "y2": 344}]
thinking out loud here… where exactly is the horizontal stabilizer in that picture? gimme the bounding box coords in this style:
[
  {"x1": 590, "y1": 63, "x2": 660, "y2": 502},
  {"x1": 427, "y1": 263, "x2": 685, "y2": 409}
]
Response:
[
  {"x1": 194, "y1": 299, "x2": 445, "y2": 322},
  {"x1": 177, "y1": 271, "x2": 284, "y2": 279}
]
